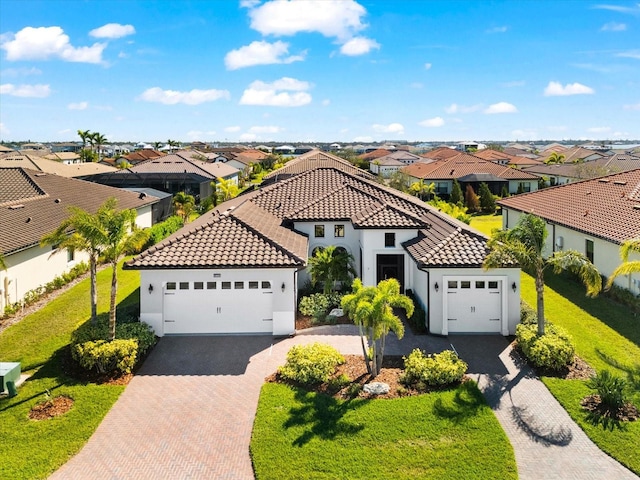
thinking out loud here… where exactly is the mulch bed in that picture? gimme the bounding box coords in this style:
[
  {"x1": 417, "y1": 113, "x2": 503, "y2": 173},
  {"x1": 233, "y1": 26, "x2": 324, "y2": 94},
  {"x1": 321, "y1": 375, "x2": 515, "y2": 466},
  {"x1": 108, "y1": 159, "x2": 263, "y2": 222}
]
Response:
[
  {"x1": 295, "y1": 314, "x2": 352, "y2": 331},
  {"x1": 28, "y1": 395, "x2": 74, "y2": 420},
  {"x1": 581, "y1": 395, "x2": 639, "y2": 422}
]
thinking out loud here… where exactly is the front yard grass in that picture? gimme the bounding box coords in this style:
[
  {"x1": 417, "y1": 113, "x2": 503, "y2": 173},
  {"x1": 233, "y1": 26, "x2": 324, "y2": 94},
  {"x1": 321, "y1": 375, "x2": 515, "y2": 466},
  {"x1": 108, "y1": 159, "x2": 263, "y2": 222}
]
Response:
[
  {"x1": 251, "y1": 382, "x2": 517, "y2": 480},
  {"x1": 520, "y1": 271, "x2": 640, "y2": 475},
  {"x1": 469, "y1": 213, "x2": 502, "y2": 237},
  {"x1": 0, "y1": 262, "x2": 140, "y2": 479}
]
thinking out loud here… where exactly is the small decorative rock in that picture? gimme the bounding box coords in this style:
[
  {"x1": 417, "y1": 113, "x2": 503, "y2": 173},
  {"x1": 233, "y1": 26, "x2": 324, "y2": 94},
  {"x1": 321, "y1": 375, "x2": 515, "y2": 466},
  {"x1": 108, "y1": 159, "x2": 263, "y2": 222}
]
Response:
[
  {"x1": 363, "y1": 382, "x2": 390, "y2": 395},
  {"x1": 329, "y1": 308, "x2": 344, "y2": 317}
]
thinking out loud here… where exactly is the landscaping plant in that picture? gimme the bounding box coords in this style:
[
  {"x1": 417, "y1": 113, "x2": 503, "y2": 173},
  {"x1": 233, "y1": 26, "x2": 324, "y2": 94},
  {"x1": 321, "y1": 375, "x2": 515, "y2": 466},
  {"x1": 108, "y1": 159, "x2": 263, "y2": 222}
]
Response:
[
  {"x1": 278, "y1": 343, "x2": 345, "y2": 385},
  {"x1": 400, "y1": 349, "x2": 468, "y2": 389},
  {"x1": 516, "y1": 322, "x2": 575, "y2": 371}
]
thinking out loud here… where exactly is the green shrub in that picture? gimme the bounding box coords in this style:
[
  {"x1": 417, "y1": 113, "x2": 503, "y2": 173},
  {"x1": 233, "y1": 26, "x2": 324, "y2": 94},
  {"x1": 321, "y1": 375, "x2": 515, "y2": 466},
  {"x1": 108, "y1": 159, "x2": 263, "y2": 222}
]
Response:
[
  {"x1": 404, "y1": 290, "x2": 427, "y2": 334},
  {"x1": 298, "y1": 292, "x2": 343, "y2": 318},
  {"x1": 278, "y1": 343, "x2": 345, "y2": 385},
  {"x1": 144, "y1": 215, "x2": 184, "y2": 248},
  {"x1": 587, "y1": 370, "x2": 630, "y2": 412},
  {"x1": 72, "y1": 339, "x2": 138, "y2": 374},
  {"x1": 520, "y1": 300, "x2": 537, "y2": 324},
  {"x1": 516, "y1": 323, "x2": 575, "y2": 370},
  {"x1": 400, "y1": 349, "x2": 468, "y2": 388},
  {"x1": 327, "y1": 373, "x2": 351, "y2": 393}
]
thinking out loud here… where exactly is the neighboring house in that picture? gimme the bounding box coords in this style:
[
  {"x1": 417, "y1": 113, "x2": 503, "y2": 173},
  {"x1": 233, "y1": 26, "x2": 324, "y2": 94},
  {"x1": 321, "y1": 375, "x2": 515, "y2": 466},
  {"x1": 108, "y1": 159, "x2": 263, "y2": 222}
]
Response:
[
  {"x1": 359, "y1": 148, "x2": 392, "y2": 162},
  {"x1": 42, "y1": 152, "x2": 82, "y2": 164},
  {"x1": 420, "y1": 146, "x2": 460, "y2": 161},
  {"x1": 273, "y1": 145, "x2": 296, "y2": 155},
  {"x1": 0, "y1": 152, "x2": 117, "y2": 177},
  {"x1": 0, "y1": 144, "x2": 16, "y2": 153},
  {"x1": 123, "y1": 188, "x2": 173, "y2": 224},
  {"x1": 369, "y1": 156, "x2": 406, "y2": 177},
  {"x1": 402, "y1": 153, "x2": 540, "y2": 197},
  {"x1": 456, "y1": 141, "x2": 486, "y2": 152},
  {"x1": 85, "y1": 152, "x2": 240, "y2": 200},
  {"x1": 50, "y1": 142, "x2": 83, "y2": 153},
  {"x1": 126, "y1": 150, "x2": 520, "y2": 338},
  {"x1": 0, "y1": 168, "x2": 157, "y2": 311},
  {"x1": 121, "y1": 149, "x2": 165, "y2": 165},
  {"x1": 498, "y1": 169, "x2": 640, "y2": 294},
  {"x1": 473, "y1": 149, "x2": 543, "y2": 168},
  {"x1": 378, "y1": 150, "x2": 423, "y2": 166}
]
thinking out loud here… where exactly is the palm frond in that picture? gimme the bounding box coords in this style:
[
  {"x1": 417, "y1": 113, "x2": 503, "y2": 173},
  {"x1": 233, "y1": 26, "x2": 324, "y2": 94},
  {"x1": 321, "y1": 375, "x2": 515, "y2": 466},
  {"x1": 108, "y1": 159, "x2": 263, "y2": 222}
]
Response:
[{"x1": 548, "y1": 250, "x2": 602, "y2": 297}]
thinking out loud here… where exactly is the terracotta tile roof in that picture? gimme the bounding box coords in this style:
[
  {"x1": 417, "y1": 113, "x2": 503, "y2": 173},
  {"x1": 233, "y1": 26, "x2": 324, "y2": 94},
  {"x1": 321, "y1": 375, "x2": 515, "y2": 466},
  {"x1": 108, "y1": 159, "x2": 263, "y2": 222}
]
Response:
[
  {"x1": 521, "y1": 155, "x2": 640, "y2": 180},
  {"x1": 0, "y1": 168, "x2": 157, "y2": 256},
  {"x1": 403, "y1": 227, "x2": 491, "y2": 267},
  {"x1": 420, "y1": 147, "x2": 460, "y2": 161},
  {"x1": 359, "y1": 149, "x2": 392, "y2": 160},
  {"x1": 125, "y1": 152, "x2": 239, "y2": 179},
  {"x1": 371, "y1": 156, "x2": 406, "y2": 166},
  {"x1": 263, "y1": 150, "x2": 375, "y2": 182},
  {"x1": 473, "y1": 149, "x2": 542, "y2": 166},
  {"x1": 122, "y1": 150, "x2": 165, "y2": 163},
  {"x1": 125, "y1": 201, "x2": 307, "y2": 269},
  {"x1": 1, "y1": 152, "x2": 117, "y2": 177},
  {"x1": 498, "y1": 168, "x2": 640, "y2": 244},
  {"x1": 403, "y1": 153, "x2": 539, "y2": 181}
]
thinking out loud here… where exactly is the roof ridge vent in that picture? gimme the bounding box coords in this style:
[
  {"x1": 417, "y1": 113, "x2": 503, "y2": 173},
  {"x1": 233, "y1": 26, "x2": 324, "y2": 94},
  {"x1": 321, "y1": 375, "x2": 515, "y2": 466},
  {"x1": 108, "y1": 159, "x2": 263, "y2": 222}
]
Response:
[{"x1": 613, "y1": 180, "x2": 627, "y2": 185}]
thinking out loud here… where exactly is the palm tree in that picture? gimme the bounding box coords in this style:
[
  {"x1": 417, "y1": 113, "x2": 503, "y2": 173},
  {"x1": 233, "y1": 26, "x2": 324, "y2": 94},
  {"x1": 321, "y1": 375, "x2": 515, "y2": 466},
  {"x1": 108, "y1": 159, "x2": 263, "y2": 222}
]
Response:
[
  {"x1": 409, "y1": 180, "x2": 436, "y2": 201},
  {"x1": 308, "y1": 245, "x2": 356, "y2": 294},
  {"x1": 167, "y1": 139, "x2": 179, "y2": 151},
  {"x1": 214, "y1": 177, "x2": 239, "y2": 203},
  {"x1": 77, "y1": 129, "x2": 91, "y2": 149},
  {"x1": 91, "y1": 132, "x2": 107, "y2": 162},
  {"x1": 545, "y1": 152, "x2": 565, "y2": 164},
  {"x1": 40, "y1": 199, "x2": 117, "y2": 323},
  {"x1": 100, "y1": 201, "x2": 149, "y2": 340},
  {"x1": 606, "y1": 238, "x2": 640, "y2": 290},
  {"x1": 172, "y1": 192, "x2": 195, "y2": 222},
  {"x1": 341, "y1": 278, "x2": 413, "y2": 377},
  {"x1": 483, "y1": 213, "x2": 601, "y2": 335}
]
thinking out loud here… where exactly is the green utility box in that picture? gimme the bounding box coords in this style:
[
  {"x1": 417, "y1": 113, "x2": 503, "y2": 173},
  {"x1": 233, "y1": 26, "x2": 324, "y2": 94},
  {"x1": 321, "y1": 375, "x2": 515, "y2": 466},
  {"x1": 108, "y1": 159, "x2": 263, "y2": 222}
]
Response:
[{"x1": 0, "y1": 362, "x2": 21, "y2": 397}]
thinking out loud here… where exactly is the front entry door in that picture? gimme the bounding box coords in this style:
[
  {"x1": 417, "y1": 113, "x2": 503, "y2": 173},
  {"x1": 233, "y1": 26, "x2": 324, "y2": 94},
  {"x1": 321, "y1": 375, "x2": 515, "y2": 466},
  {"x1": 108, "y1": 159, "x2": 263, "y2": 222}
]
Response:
[{"x1": 376, "y1": 254, "x2": 405, "y2": 292}]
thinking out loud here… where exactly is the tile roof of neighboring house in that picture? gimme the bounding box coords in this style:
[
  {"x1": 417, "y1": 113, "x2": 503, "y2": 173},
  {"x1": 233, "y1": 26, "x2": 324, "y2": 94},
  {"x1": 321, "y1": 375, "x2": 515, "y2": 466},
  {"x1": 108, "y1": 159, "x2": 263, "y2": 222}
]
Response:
[
  {"x1": 124, "y1": 152, "x2": 239, "y2": 179},
  {"x1": 420, "y1": 147, "x2": 460, "y2": 161},
  {"x1": 128, "y1": 165, "x2": 493, "y2": 270},
  {"x1": 231, "y1": 154, "x2": 258, "y2": 166},
  {"x1": 371, "y1": 156, "x2": 406, "y2": 166},
  {"x1": 377, "y1": 151, "x2": 423, "y2": 163},
  {"x1": 0, "y1": 168, "x2": 157, "y2": 256},
  {"x1": 498, "y1": 168, "x2": 640, "y2": 244},
  {"x1": 403, "y1": 153, "x2": 539, "y2": 181},
  {"x1": 473, "y1": 149, "x2": 543, "y2": 166},
  {"x1": 263, "y1": 150, "x2": 375, "y2": 182},
  {"x1": 541, "y1": 143, "x2": 570, "y2": 153},
  {"x1": 502, "y1": 147, "x2": 541, "y2": 159},
  {"x1": 0, "y1": 145, "x2": 15, "y2": 153},
  {"x1": 122, "y1": 150, "x2": 165, "y2": 163},
  {"x1": 43, "y1": 152, "x2": 81, "y2": 162},
  {"x1": 522, "y1": 154, "x2": 640, "y2": 180},
  {"x1": 359, "y1": 149, "x2": 392, "y2": 160},
  {"x1": 0, "y1": 152, "x2": 117, "y2": 177},
  {"x1": 125, "y1": 200, "x2": 307, "y2": 269}
]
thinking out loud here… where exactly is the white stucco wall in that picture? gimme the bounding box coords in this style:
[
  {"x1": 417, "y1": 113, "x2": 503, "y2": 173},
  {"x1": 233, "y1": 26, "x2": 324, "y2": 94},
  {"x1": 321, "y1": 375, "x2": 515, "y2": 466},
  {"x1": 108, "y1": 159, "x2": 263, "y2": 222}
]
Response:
[
  {"x1": 360, "y1": 229, "x2": 418, "y2": 288},
  {"x1": 139, "y1": 267, "x2": 298, "y2": 336},
  {"x1": 503, "y1": 207, "x2": 639, "y2": 294}
]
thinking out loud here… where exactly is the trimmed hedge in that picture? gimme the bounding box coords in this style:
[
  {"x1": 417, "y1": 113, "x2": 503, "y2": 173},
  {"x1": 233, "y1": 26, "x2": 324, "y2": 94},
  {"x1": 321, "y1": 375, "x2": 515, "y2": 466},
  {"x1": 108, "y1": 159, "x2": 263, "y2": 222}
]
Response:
[
  {"x1": 278, "y1": 343, "x2": 345, "y2": 385},
  {"x1": 73, "y1": 339, "x2": 138, "y2": 374},
  {"x1": 298, "y1": 292, "x2": 343, "y2": 319},
  {"x1": 516, "y1": 323, "x2": 575, "y2": 371},
  {"x1": 400, "y1": 349, "x2": 468, "y2": 388}
]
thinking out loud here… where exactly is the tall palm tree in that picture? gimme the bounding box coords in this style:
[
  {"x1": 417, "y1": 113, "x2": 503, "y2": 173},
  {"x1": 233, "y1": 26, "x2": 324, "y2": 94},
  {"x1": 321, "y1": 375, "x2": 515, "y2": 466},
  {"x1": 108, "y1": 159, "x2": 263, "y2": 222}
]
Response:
[
  {"x1": 606, "y1": 238, "x2": 640, "y2": 290},
  {"x1": 167, "y1": 139, "x2": 179, "y2": 151},
  {"x1": 341, "y1": 278, "x2": 413, "y2": 377},
  {"x1": 77, "y1": 129, "x2": 91, "y2": 150},
  {"x1": 214, "y1": 177, "x2": 239, "y2": 203},
  {"x1": 545, "y1": 152, "x2": 565, "y2": 164},
  {"x1": 483, "y1": 213, "x2": 601, "y2": 335},
  {"x1": 409, "y1": 180, "x2": 436, "y2": 201},
  {"x1": 91, "y1": 132, "x2": 107, "y2": 162},
  {"x1": 41, "y1": 200, "x2": 116, "y2": 323},
  {"x1": 172, "y1": 192, "x2": 195, "y2": 222},
  {"x1": 308, "y1": 245, "x2": 356, "y2": 294},
  {"x1": 100, "y1": 201, "x2": 149, "y2": 340}
]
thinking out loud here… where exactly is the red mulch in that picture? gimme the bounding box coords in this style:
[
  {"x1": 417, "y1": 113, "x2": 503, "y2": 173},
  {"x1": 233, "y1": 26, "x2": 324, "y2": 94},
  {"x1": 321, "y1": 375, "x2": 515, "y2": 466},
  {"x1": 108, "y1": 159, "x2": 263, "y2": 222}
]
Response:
[
  {"x1": 29, "y1": 395, "x2": 74, "y2": 420},
  {"x1": 295, "y1": 314, "x2": 352, "y2": 330}
]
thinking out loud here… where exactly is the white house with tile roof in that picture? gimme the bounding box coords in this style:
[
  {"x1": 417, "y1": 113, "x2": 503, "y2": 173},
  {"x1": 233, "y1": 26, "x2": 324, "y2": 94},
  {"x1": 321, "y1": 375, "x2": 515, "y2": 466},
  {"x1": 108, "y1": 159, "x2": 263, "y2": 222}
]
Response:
[
  {"x1": 499, "y1": 168, "x2": 640, "y2": 294},
  {"x1": 127, "y1": 151, "x2": 520, "y2": 337},
  {"x1": 0, "y1": 168, "x2": 157, "y2": 311}
]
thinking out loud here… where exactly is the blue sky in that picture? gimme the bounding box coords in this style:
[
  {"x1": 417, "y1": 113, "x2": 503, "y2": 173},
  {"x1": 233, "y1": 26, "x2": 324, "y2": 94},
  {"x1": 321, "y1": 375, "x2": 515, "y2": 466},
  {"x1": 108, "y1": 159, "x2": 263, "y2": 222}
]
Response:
[{"x1": 1, "y1": 0, "x2": 639, "y2": 143}]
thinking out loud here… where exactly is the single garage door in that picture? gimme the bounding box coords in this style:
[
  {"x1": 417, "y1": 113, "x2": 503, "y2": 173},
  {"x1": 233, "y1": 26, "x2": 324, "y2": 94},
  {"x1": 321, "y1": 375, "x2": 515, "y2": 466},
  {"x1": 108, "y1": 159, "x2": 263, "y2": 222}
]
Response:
[
  {"x1": 162, "y1": 280, "x2": 274, "y2": 334},
  {"x1": 446, "y1": 278, "x2": 502, "y2": 333}
]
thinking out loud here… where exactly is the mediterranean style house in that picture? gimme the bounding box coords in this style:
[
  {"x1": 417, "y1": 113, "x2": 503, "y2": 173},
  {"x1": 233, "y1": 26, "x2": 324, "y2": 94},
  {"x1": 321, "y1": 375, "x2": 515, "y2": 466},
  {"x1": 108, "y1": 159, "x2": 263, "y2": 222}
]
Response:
[
  {"x1": 127, "y1": 151, "x2": 520, "y2": 337},
  {"x1": 0, "y1": 168, "x2": 157, "y2": 311},
  {"x1": 499, "y1": 168, "x2": 640, "y2": 294}
]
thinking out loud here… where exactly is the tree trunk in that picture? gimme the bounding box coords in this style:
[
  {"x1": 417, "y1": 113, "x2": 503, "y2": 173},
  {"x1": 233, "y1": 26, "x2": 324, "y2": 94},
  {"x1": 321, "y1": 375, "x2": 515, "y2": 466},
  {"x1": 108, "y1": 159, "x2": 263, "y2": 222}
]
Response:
[
  {"x1": 108, "y1": 262, "x2": 118, "y2": 341},
  {"x1": 369, "y1": 327, "x2": 378, "y2": 377},
  {"x1": 357, "y1": 323, "x2": 372, "y2": 375},
  {"x1": 536, "y1": 265, "x2": 545, "y2": 336},
  {"x1": 90, "y1": 256, "x2": 97, "y2": 324}
]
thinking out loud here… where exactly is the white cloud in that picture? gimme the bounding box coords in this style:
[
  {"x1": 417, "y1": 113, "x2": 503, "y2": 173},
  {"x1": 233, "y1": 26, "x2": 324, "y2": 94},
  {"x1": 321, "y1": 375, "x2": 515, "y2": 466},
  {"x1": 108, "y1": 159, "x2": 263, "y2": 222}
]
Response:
[
  {"x1": 587, "y1": 126, "x2": 611, "y2": 133},
  {"x1": 623, "y1": 102, "x2": 640, "y2": 110},
  {"x1": 224, "y1": 126, "x2": 241, "y2": 132},
  {"x1": 600, "y1": 21, "x2": 627, "y2": 31},
  {"x1": 139, "y1": 87, "x2": 230, "y2": 105},
  {"x1": 372, "y1": 123, "x2": 404, "y2": 134},
  {"x1": 68, "y1": 101, "x2": 88, "y2": 110},
  {"x1": 339, "y1": 36, "x2": 379, "y2": 56},
  {"x1": 484, "y1": 102, "x2": 518, "y2": 114},
  {"x1": 240, "y1": 0, "x2": 261, "y2": 8},
  {"x1": 444, "y1": 103, "x2": 482, "y2": 114},
  {"x1": 0, "y1": 67, "x2": 42, "y2": 77},
  {"x1": 0, "y1": 83, "x2": 51, "y2": 98},
  {"x1": 419, "y1": 117, "x2": 444, "y2": 127},
  {"x1": 353, "y1": 135, "x2": 373, "y2": 142},
  {"x1": 424, "y1": 62, "x2": 432, "y2": 70},
  {"x1": 616, "y1": 50, "x2": 640, "y2": 59},
  {"x1": 224, "y1": 40, "x2": 305, "y2": 70},
  {"x1": 239, "y1": 77, "x2": 312, "y2": 107},
  {"x1": 248, "y1": 0, "x2": 368, "y2": 41},
  {"x1": 1, "y1": 26, "x2": 106, "y2": 63},
  {"x1": 89, "y1": 23, "x2": 136, "y2": 39},
  {"x1": 592, "y1": 4, "x2": 640, "y2": 14},
  {"x1": 248, "y1": 125, "x2": 282, "y2": 134},
  {"x1": 544, "y1": 81, "x2": 595, "y2": 96},
  {"x1": 486, "y1": 26, "x2": 508, "y2": 33}
]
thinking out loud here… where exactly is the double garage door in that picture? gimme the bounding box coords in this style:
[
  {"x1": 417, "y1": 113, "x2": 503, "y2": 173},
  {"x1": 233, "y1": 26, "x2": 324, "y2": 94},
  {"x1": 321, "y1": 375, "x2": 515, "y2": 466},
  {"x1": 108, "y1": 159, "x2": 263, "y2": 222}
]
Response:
[
  {"x1": 446, "y1": 277, "x2": 503, "y2": 333},
  {"x1": 162, "y1": 279, "x2": 274, "y2": 334}
]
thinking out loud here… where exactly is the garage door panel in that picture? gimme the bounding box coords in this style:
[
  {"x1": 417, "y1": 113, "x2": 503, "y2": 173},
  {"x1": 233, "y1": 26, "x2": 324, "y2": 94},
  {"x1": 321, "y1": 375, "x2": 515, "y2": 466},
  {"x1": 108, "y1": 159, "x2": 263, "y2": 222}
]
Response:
[{"x1": 446, "y1": 278, "x2": 502, "y2": 333}]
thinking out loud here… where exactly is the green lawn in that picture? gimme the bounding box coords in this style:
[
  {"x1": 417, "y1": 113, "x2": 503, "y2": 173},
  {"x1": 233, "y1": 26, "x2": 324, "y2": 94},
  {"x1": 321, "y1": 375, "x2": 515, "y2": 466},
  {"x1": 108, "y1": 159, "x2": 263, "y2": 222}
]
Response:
[
  {"x1": 0, "y1": 262, "x2": 140, "y2": 480},
  {"x1": 469, "y1": 213, "x2": 502, "y2": 237},
  {"x1": 520, "y1": 271, "x2": 640, "y2": 475},
  {"x1": 251, "y1": 382, "x2": 517, "y2": 480}
]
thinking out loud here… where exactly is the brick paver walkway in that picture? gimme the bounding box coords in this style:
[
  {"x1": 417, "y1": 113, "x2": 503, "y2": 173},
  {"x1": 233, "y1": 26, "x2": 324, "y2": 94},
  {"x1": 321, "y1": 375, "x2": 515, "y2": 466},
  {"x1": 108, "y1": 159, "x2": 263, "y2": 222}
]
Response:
[{"x1": 50, "y1": 327, "x2": 638, "y2": 479}]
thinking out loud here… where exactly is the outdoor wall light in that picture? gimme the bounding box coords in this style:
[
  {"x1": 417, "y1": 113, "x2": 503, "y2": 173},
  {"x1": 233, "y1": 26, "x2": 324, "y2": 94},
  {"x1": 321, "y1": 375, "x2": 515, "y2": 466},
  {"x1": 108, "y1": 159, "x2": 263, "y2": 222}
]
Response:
[
  {"x1": 434, "y1": 282, "x2": 439, "y2": 292},
  {"x1": 512, "y1": 282, "x2": 517, "y2": 292},
  {"x1": 281, "y1": 282, "x2": 286, "y2": 293},
  {"x1": 148, "y1": 284, "x2": 154, "y2": 294}
]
